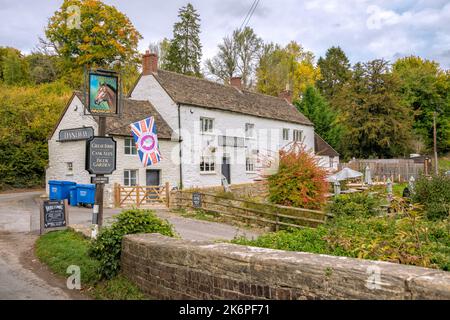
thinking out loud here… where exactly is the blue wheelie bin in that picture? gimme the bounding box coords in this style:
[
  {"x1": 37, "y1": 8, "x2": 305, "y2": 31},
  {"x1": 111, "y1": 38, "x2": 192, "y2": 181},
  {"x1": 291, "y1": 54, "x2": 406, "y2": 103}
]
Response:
[
  {"x1": 69, "y1": 186, "x2": 78, "y2": 206},
  {"x1": 76, "y1": 184, "x2": 96, "y2": 206},
  {"x1": 48, "y1": 180, "x2": 76, "y2": 200}
]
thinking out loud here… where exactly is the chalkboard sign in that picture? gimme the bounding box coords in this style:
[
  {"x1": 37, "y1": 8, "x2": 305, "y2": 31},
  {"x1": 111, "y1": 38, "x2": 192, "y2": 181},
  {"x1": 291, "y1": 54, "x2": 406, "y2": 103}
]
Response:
[
  {"x1": 192, "y1": 192, "x2": 202, "y2": 208},
  {"x1": 40, "y1": 200, "x2": 69, "y2": 234},
  {"x1": 86, "y1": 136, "x2": 117, "y2": 175}
]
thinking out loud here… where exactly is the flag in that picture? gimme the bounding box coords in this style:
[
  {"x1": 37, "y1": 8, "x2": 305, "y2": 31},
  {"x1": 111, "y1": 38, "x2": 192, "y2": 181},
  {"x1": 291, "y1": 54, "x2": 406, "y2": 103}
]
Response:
[{"x1": 130, "y1": 116, "x2": 161, "y2": 167}]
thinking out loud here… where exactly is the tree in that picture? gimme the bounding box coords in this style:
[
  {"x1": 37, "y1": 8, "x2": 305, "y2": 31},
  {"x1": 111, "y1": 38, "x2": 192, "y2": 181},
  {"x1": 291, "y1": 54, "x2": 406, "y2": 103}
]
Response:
[
  {"x1": 25, "y1": 53, "x2": 59, "y2": 84},
  {"x1": 164, "y1": 3, "x2": 202, "y2": 77},
  {"x1": 295, "y1": 85, "x2": 343, "y2": 150},
  {"x1": 206, "y1": 27, "x2": 262, "y2": 88},
  {"x1": 0, "y1": 81, "x2": 72, "y2": 189},
  {"x1": 336, "y1": 59, "x2": 413, "y2": 159},
  {"x1": 205, "y1": 34, "x2": 237, "y2": 84},
  {"x1": 316, "y1": 46, "x2": 352, "y2": 101},
  {"x1": 45, "y1": 0, "x2": 142, "y2": 70},
  {"x1": 1, "y1": 48, "x2": 29, "y2": 85},
  {"x1": 393, "y1": 56, "x2": 450, "y2": 154},
  {"x1": 149, "y1": 38, "x2": 171, "y2": 68},
  {"x1": 256, "y1": 41, "x2": 320, "y2": 100}
]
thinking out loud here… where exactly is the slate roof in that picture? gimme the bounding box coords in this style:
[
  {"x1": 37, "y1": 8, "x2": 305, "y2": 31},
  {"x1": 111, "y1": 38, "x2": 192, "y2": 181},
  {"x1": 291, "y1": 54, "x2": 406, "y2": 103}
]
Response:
[
  {"x1": 314, "y1": 133, "x2": 339, "y2": 157},
  {"x1": 150, "y1": 69, "x2": 313, "y2": 126},
  {"x1": 68, "y1": 91, "x2": 173, "y2": 140}
]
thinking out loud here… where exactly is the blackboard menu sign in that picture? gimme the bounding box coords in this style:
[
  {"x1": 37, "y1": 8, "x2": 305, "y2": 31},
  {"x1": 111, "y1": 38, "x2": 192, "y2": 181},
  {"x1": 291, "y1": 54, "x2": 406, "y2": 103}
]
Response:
[
  {"x1": 86, "y1": 136, "x2": 117, "y2": 175},
  {"x1": 40, "y1": 200, "x2": 69, "y2": 234},
  {"x1": 192, "y1": 192, "x2": 202, "y2": 208}
]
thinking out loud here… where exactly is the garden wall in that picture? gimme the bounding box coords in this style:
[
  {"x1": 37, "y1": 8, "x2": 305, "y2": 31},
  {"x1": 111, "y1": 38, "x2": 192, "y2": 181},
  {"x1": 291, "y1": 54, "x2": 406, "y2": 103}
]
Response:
[{"x1": 121, "y1": 234, "x2": 450, "y2": 300}]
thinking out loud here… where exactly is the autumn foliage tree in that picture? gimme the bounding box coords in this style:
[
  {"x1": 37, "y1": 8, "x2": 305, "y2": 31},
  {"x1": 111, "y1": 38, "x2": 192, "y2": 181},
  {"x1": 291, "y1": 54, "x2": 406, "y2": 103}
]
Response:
[
  {"x1": 44, "y1": 0, "x2": 142, "y2": 87},
  {"x1": 256, "y1": 41, "x2": 320, "y2": 100},
  {"x1": 268, "y1": 143, "x2": 329, "y2": 209}
]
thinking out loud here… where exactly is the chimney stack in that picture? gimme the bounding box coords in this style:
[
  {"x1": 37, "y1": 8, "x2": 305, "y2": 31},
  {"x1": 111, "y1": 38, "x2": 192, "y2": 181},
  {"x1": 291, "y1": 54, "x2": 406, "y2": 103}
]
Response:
[
  {"x1": 278, "y1": 89, "x2": 293, "y2": 104},
  {"x1": 142, "y1": 50, "x2": 158, "y2": 75},
  {"x1": 230, "y1": 76, "x2": 242, "y2": 90}
]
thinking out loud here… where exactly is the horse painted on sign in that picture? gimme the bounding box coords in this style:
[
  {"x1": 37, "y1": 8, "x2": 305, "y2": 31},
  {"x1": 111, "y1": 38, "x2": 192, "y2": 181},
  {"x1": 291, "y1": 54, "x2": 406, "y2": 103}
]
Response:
[{"x1": 94, "y1": 82, "x2": 117, "y2": 111}]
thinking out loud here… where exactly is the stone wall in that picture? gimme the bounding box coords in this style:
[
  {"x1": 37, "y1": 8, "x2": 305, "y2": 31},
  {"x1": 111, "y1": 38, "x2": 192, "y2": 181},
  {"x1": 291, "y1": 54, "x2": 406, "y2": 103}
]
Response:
[{"x1": 121, "y1": 234, "x2": 450, "y2": 300}]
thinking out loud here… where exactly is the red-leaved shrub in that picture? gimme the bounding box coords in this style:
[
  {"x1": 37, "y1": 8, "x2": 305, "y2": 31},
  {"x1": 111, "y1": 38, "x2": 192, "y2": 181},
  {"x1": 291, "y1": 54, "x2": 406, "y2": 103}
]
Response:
[{"x1": 268, "y1": 143, "x2": 328, "y2": 209}]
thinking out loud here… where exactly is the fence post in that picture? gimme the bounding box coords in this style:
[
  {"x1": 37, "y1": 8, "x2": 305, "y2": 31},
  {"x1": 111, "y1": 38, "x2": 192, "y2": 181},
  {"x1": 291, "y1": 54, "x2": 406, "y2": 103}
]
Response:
[
  {"x1": 165, "y1": 182, "x2": 170, "y2": 208},
  {"x1": 114, "y1": 183, "x2": 120, "y2": 208},
  {"x1": 136, "y1": 186, "x2": 140, "y2": 208},
  {"x1": 275, "y1": 211, "x2": 279, "y2": 232}
]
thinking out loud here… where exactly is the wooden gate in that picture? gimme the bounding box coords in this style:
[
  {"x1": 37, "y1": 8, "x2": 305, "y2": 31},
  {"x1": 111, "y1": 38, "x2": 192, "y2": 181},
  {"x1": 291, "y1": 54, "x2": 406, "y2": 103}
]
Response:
[{"x1": 114, "y1": 182, "x2": 170, "y2": 208}]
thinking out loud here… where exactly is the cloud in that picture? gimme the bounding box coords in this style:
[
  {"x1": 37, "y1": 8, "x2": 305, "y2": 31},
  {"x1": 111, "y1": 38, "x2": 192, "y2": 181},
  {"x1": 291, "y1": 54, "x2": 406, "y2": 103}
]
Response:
[{"x1": 0, "y1": 0, "x2": 448, "y2": 69}]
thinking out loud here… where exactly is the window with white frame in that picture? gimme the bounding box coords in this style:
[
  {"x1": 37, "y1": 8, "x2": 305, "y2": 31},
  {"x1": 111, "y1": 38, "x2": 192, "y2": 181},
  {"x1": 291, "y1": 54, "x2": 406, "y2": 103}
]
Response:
[
  {"x1": 200, "y1": 156, "x2": 215, "y2": 173},
  {"x1": 246, "y1": 157, "x2": 255, "y2": 172},
  {"x1": 293, "y1": 129, "x2": 303, "y2": 141},
  {"x1": 329, "y1": 157, "x2": 334, "y2": 168},
  {"x1": 66, "y1": 162, "x2": 73, "y2": 175},
  {"x1": 200, "y1": 117, "x2": 214, "y2": 133},
  {"x1": 283, "y1": 128, "x2": 290, "y2": 140},
  {"x1": 245, "y1": 123, "x2": 255, "y2": 138},
  {"x1": 124, "y1": 169, "x2": 138, "y2": 186},
  {"x1": 124, "y1": 137, "x2": 137, "y2": 155}
]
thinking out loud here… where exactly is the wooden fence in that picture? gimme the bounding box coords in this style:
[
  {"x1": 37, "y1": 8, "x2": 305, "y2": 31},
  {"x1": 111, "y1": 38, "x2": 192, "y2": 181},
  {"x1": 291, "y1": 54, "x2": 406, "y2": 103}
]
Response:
[
  {"x1": 172, "y1": 190, "x2": 332, "y2": 230},
  {"x1": 114, "y1": 182, "x2": 170, "y2": 208},
  {"x1": 340, "y1": 159, "x2": 430, "y2": 182}
]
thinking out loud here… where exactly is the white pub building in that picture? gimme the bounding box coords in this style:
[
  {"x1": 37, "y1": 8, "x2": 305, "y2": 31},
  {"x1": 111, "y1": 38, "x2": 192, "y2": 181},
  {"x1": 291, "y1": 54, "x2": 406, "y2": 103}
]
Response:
[{"x1": 46, "y1": 52, "x2": 339, "y2": 198}]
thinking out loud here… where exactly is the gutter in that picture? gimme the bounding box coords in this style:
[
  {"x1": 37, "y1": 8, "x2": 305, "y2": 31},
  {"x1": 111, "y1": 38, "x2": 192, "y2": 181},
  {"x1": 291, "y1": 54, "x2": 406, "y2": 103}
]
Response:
[{"x1": 178, "y1": 103, "x2": 183, "y2": 189}]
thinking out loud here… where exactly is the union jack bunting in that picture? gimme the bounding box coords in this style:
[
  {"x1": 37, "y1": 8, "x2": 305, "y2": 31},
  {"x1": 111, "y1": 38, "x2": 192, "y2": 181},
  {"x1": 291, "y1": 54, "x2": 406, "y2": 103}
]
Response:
[{"x1": 130, "y1": 117, "x2": 161, "y2": 167}]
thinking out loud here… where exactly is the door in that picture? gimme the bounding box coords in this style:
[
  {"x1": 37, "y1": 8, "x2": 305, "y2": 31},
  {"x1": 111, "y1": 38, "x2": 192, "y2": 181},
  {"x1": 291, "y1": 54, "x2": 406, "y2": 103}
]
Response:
[
  {"x1": 146, "y1": 170, "x2": 161, "y2": 200},
  {"x1": 221, "y1": 156, "x2": 231, "y2": 185}
]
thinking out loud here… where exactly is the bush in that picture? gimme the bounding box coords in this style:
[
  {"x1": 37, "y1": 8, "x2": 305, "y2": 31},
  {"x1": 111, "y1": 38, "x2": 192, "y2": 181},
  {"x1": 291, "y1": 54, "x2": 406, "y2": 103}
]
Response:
[
  {"x1": 413, "y1": 174, "x2": 450, "y2": 220},
  {"x1": 89, "y1": 209, "x2": 175, "y2": 279},
  {"x1": 328, "y1": 192, "x2": 381, "y2": 217},
  {"x1": 268, "y1": 143, "x2": 328, "y2": 209},
  {"x1": 232, "y1": 214, "x2": 450, "y2": 271}
]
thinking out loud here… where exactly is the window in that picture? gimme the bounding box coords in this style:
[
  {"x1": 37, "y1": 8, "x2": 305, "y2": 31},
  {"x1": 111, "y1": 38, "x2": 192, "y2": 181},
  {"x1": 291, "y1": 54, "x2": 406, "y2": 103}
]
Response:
[
  {"x1": 329, "y1": 157, "x2": 335, "y2": 168},
  {"x1": 293, "y1": 129, "x2": 303, "y2": 141},
  {"x1": 200, "y1": 156, "x2": 215, "y2": 173},
  {"x1": 283, "y1": 128, "x2": 290, "y2": 140},
  {"x1": 246, "y1": 157, "x2": 255, "y2": 172},
  {"x1": 124, "y1": 170, "x2": 138, "y2": 186},
  {"x1": 200, "y1": 117, "x2": 214, "y2": 133},
  {"x1": 124, "y1": 137, "x2": 137, "y2": 155},
  {"x1": 245, "y1": 123, "x2": 255, "y2": 138},
  {"x1": 66, "y1": 162, "x2": 73, "y2": 175}
]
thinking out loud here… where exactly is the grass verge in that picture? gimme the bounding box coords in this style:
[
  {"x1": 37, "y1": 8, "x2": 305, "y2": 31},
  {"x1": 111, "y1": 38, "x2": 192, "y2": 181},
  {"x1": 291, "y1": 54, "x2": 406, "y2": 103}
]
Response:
[{"x1": 35, "y1": 229, "x2": 148, "y2": 300}]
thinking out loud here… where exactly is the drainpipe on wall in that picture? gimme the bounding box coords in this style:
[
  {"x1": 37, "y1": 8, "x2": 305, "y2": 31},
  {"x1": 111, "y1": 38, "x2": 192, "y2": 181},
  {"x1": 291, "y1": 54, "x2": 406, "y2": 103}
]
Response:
[{"x1": 178, "y1": 103, "x2": 183, "y2": 189}]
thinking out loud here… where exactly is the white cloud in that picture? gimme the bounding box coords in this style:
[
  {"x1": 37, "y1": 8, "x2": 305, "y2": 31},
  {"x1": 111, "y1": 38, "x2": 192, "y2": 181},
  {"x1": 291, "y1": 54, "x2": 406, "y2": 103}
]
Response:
[{"x1": 0, "y1": 0, "x2": 448, "y2": 68}]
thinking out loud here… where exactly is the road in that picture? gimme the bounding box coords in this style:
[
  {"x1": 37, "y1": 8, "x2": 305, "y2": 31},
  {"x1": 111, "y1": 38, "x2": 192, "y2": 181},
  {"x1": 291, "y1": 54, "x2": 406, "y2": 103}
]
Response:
[{"x1": 0, "y1": 190, "x2": 260, "y2": 299}]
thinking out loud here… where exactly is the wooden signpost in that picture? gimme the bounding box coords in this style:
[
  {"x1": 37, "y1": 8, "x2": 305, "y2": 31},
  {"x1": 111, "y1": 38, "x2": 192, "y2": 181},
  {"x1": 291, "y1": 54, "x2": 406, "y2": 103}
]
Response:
[
  {"x1": 40, "y1": 200, "x2": 69, "y2": 234},
  {"x1": 85, "y1": 68, "x2": 121, "y2": 229}
]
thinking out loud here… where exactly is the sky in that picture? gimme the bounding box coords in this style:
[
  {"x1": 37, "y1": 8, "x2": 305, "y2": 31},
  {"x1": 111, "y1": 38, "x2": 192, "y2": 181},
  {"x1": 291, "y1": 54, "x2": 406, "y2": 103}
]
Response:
[{"x1": 0, "y1": 0, "x2": 449, "y2": 69}]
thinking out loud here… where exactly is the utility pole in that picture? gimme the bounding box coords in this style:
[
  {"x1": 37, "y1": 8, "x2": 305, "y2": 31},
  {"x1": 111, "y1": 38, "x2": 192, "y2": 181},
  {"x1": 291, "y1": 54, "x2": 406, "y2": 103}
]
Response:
[{"x1": 433, "y1": 111, "x2": 438, "y2": 175}]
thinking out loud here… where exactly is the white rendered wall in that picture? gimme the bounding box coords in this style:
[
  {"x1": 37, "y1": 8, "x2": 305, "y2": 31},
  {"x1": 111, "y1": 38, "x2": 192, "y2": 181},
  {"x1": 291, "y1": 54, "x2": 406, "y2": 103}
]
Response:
[{"x1": 178, "y1": 104, "x2": 315, "y2": 189}]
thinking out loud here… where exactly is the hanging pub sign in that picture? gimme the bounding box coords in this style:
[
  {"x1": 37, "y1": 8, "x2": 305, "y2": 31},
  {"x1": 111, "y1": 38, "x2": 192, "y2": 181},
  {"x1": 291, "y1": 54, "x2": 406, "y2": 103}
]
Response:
[
  {"x1": 86, "y1": 136, "x2": 117, "y2": 175},
  {"x1": 58, "y1": 127, "x2": 94, "y2": 142},
  {"x1": 40, "y1": 200, "x2": 69, "y2": 234},
  {"x1": 86, "y1": 69, "x2": 121, "y2": 116}
]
